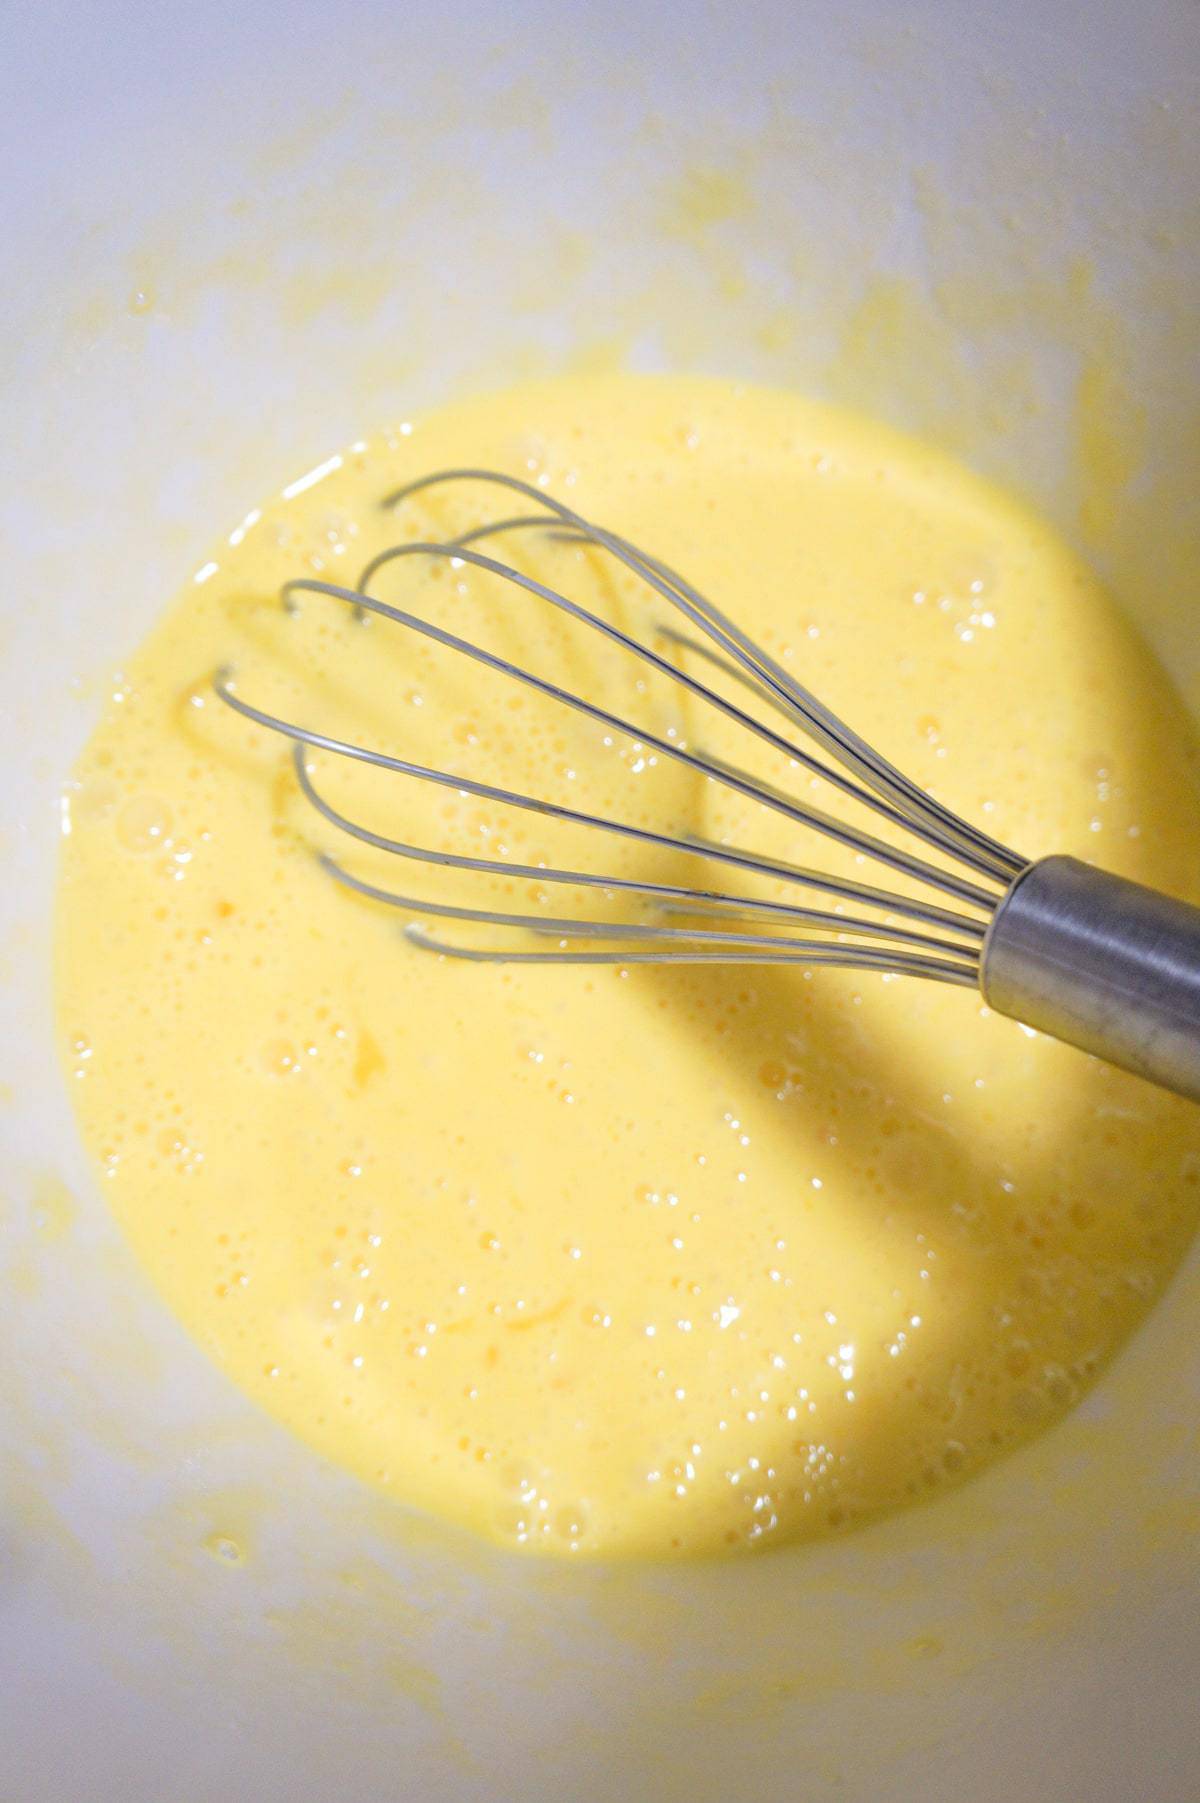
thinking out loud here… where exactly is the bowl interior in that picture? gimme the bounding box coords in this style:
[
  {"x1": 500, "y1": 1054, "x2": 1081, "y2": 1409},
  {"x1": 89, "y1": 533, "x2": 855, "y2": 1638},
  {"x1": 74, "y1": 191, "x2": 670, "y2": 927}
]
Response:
[{"x1": 2, "y1": 3, "x2": 1198, "y2": 1798}]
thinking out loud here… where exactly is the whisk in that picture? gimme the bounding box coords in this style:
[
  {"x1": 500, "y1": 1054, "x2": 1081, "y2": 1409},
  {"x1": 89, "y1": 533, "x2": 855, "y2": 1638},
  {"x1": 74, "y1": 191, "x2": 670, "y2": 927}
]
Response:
[{"x1": 215, "y1": 468, "x2": 1200, "y2": 1102}]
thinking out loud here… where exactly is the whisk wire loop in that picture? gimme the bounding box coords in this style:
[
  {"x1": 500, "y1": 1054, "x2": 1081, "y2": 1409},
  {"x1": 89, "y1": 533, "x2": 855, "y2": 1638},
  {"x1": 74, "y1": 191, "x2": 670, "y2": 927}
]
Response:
[{"x1": 215, "y1": 468, "x2": 1026, "y2": 980}]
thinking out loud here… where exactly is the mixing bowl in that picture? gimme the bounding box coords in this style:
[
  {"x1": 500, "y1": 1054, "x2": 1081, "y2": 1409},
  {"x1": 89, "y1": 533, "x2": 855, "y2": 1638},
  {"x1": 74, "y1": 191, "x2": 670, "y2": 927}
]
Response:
[{"x1": 2, "y1": 2, "x2": 1197, "y2": 1797}]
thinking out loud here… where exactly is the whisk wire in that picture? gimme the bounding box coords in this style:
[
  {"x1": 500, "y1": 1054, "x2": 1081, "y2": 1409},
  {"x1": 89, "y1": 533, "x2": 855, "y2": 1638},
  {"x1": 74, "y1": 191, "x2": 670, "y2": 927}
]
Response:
[
  {"x1": 294, "y1": 746, "x2": 980, "y2": 962},
  {"x1": 383, "y1": 470, "x2": 1024, "y2": 881},
  {"x1": 273, "y1": 557, "x2": 1008, "y2": 914},
  {"x1": 215, "y1": 467, "x2": 1028, "y2": 977}
]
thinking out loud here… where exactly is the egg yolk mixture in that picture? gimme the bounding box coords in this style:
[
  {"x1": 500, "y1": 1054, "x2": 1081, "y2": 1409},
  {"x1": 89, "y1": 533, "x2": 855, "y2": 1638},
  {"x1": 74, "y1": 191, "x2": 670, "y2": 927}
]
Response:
[{"x1": 56, "y1": 376, "x2": 1200, "y2": 1557}]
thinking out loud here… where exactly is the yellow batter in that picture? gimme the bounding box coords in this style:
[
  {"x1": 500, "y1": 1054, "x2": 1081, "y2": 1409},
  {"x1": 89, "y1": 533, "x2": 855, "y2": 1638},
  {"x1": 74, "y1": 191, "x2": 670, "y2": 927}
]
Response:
[{"x1": 56, "y1": 376, "x2": 1200, "y2": 1558}]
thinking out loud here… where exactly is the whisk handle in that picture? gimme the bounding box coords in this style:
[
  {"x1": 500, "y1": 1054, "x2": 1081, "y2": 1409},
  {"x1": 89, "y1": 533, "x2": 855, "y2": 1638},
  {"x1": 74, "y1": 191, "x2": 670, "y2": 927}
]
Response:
[{"x1": 982, "y1": 855, "x2": 1200, "y2": 1102}]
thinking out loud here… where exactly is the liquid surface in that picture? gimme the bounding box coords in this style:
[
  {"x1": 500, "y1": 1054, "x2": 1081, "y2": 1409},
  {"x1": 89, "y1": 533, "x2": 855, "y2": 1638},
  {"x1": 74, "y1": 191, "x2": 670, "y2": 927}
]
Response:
[{"x1": 56, "y1": 376, "x2": 1200, "y2": 1557}]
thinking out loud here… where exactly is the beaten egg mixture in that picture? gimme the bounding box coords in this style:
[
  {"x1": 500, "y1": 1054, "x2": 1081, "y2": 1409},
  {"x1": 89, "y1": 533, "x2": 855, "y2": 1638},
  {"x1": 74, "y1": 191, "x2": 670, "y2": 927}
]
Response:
[{"x1": 56, "y1": 376, "x2": 1200, "y2": 1557}]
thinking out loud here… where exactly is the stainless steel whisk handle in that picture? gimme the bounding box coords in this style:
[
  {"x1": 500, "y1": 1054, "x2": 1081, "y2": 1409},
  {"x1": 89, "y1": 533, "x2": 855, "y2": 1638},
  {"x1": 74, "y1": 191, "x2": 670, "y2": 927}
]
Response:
[{"x1": 982, "y1": 855, "x2": 1200, "y2": 1101}]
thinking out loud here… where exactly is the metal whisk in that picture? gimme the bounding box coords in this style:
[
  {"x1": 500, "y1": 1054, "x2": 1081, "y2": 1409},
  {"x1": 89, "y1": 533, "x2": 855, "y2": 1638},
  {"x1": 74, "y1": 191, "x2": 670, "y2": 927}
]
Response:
[{"x1": 216, "y1": 468, "x2": 1200, "y2": 1102}]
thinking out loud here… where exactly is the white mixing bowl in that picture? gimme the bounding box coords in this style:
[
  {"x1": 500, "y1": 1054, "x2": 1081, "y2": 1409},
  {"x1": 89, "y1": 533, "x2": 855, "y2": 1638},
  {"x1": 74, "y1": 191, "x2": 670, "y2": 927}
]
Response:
[{"x1": 2, "y1": 3, "x2": 1197, "y2": 1797}]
